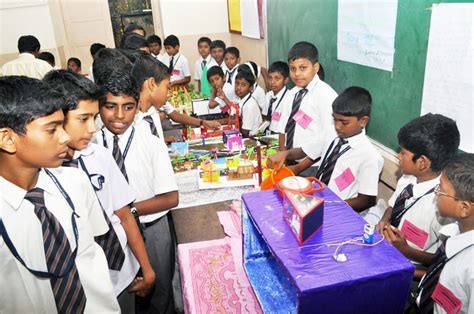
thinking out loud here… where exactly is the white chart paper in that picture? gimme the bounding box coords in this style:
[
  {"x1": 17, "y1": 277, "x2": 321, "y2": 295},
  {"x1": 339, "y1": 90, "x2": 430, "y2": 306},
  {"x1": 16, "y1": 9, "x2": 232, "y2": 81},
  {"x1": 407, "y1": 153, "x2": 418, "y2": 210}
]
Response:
[{"x1": 240, "y1": 0, "x2": 261, "y2": 39}]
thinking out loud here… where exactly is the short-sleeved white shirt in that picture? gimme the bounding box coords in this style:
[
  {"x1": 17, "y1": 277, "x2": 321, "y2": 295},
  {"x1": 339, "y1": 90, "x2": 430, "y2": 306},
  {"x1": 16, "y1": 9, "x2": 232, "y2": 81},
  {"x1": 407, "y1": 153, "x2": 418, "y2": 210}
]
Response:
[
  {"x1": 252, "y1": 85, "x2": 266, "y2": 109},
  {"x1": 96, "y1": 125, "x2": 178, "y2": 223},
  {"x1": 262, "y1": 87, "x2": 291, "y2": 133},
  {"x1": 388, "y1": 175, "x2": 453, "y2": 253},
  {"x1": 73, "y1": 143, "x2": 139, "y2": 295},
  {"x1": 0, "y1": 168, "x2": 119, "y2": 313},
  {"x1": 194, "y1": 55, "x2": 213, "y2": 81},
  {"x1": 303, "y1": 131, "x2": 383, "y2": 200},
  {"x1": 277, "y1": 75, "x2": 338, "y2": 158},
  {"x1": 214, "y1": 82, "x2": 238, "y2": 109},
  {"x1": 135, "y1": 106, "x2": 166, "y2": 140},
  {"x1": 161, "y1": 52, "x2": 191, "y2": 82},
  {"x1": 0, "y1": 53, "x2": 52, "y2": 79},
  {"x1": 225, "y1": 65, "x2": 239, "y2": 86},
  {"x1": 239, "y1": 94, "x2": 262, "y2": 135},
  {"x1": 151, "y1": 53, "x2": 165, "y2": 64}
]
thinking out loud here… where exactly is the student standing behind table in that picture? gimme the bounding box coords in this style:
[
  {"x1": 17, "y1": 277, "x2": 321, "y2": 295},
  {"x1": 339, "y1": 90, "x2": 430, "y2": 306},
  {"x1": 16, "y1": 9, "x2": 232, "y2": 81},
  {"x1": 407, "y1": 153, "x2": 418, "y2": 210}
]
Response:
[
  {"x1": 223, "y1": 46, "x2": 240, "y2": 87},
  {"x1": 268, "y1": 87, "x2": 383, "y2": 212},
  {"x1": 234, "y1": 68, "x2": 262, "y2": 137},
  {"x1": 207, "y1": 65, "x2": 238, "y2": 114},
  {"x1": 194, "y1": 36, "x2": 213, "y2": 97},
  {"x1": 147, "y1": 35, "x2": 164, "y2": 63},
  {"x1": 161, "y1": 34, "x2": 191, "y2": 89},
  {"x1": 210, "y1": 39, "x2": 228, "y2": 73},
  {"x1": 276, "y1": 41, "x2": 338, "y2": 175},
  {"x1": 239, "y1": 61, "x2": 266, "y2": 109},
  {"x1": 0, "y1": 76, "x2": 119, "y2": 313}
]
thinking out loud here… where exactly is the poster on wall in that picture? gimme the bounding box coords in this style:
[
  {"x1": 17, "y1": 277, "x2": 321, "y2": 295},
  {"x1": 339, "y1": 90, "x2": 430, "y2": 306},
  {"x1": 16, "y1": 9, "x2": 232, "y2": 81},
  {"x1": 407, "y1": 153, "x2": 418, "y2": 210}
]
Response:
[
  {"x1": 228, "y1": 0, "x2": 242, "y2": 32},
  {"x1": 421, "y1": 3, "x2": 473, "y2": 153},
  {"x1": 228, "y1": 0, "x2": 264, "y2": 39},
  {"x1": 337, "y1": 0, "x2": 398, "y2": 71}
]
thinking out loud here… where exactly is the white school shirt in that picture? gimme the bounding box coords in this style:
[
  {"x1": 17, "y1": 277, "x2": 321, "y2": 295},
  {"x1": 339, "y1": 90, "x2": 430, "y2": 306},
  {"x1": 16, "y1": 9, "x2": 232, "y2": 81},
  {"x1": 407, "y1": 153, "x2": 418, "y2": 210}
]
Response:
[
  {"x1": 151, "y1": 53, "x2": 165, "y2": 64},
  {"x1": 194, "y1": 55, "x2": 213, "y2": 81},
  {"x1": 252, "y1": 84, "x2": 266, "y2": 109},
  {"x1": 277, "y1": 75, "x2": 338, "y2": 158},
  {"x1": 160, "y1": 102, "x2": 176, "y2": 115},
  {"x1": 388, "y1": 175, "x2": 453, "y2": 253},
  {"x1": 161, "y1": 52, "x2": 191, "y2": 82},
  {"x1": 239, "y1": 93, "x2": 262, "y2": 135},
  {"x1": 214, "y1": 82, "x2": 238, "y2": 110},
  {"x1": 262, "y1": 87, "x2": 291, "y2": 133},
  {"x1": 97, "y1": 125, "x2": 178, "y2": 223},
  {"x1": 220, "y1": 61, "x2": 229, "y2": 73},
  {"x1": 435, "y1": 228, "x2": 474, "y2": 314},
  {"x1": 225, "y1": 65, "x2": 239, "y2": 86},
  {"x1": 135, "y1": 106, "x2": 165, "y2": 140},
  {"x1": 0, "y1": 53, "x2": 52, "y2": 79},
  {"x1": 303, "y1": 131, "x2": 383, "y2": 200},
  {"x1": 73, "y1": 143, "x2": 139, "y2": 295},
  {"x1": 0, "y1": 168, "x2": 119, "y2": 313}
]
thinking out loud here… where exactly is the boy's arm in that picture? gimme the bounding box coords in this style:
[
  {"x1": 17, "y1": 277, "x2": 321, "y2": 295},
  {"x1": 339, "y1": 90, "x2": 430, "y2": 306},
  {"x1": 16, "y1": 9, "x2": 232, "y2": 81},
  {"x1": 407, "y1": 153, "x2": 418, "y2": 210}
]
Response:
[
  {"x1": 114, "y1": 206, "x2": 155, "y2": 297},
  {"x1": 167, "y1": 110, "x2": 221, "y2": 130},
  {"x1": 383, "y1": 225, "x2": 435, "y2": 264},
  {"x1": 133, "y1": 191, "x2": 179, "y2": 216},
  {"x1": 289, "y1": 157, "x2": 315, "y2": 175},
  {"x1": 197, "y1": 80, "x2": 201, "y2": 92},
  {"x1": 377, "y1": 206, "x2": 393, "y2": 232},
  {"x1": 346, "y1": 194, "x2": 376, "y2": 212},
  {"x1": 170, "y1": 76, "x2": 191, "y2": 87},
  {"x1": 279, "y1": 133, "x2": 286, "y2": 151}
]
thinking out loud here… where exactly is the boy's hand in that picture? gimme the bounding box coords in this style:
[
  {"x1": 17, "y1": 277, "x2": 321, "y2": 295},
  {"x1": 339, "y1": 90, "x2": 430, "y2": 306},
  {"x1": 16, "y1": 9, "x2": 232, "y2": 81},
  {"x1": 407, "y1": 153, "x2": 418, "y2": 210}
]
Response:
[
  {"x1": 216, "y1": 87, "x2": 225, "y2": 99},
  {"x1": 267, "y1": 151, "x2": 289, "y2": 171},
  {"x1": 128, "y1": 270, "x2": 156, "y2": 298},
  {"x1": 376, "y1": 217, "x2": 389, "y2": 233},
  {"x1": 202, "y1": 120, "x2": 221, "y2": 130},
  {"x1": 383, "y1": 224, "x2": 409, "y2": 253}
]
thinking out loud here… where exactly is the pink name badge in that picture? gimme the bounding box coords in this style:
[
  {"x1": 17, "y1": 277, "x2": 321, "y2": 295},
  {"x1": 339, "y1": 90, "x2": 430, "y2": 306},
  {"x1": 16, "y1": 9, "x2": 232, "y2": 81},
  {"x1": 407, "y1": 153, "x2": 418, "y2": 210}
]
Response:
[
  {"x1": 171, "y1": 69, "x2": 181, "y2": 76},
  {"x1": 400, "y1": 220, "x2": 429, "y2": 248},
  {"x1": 431, "y1": 283, "x2": 462, "y2": 314},
  {"x1": 293, "y1": 110, "x2": 313, "y2": 129},
  {"x1": 272, "y1": 111, "x2": 281, "y2": 122},
  {"x1": 335, "y1": 167, "x2": 355, "y2": 192},
  {"x1": 221, "y1": 105, "x2": 230, "y2": 113}
]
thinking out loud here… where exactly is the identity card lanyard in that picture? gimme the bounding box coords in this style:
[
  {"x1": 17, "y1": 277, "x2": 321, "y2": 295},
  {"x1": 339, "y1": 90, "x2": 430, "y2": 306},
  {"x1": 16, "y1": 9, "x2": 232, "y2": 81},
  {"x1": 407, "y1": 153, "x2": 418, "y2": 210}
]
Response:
[
  {"x1": 0, "y1": 169, "x2": 79, "y2": 278},
  {"x1": 270, "y1": 87, "x2": 288, "y2": 114},
  {"x1": 317, "y1": 139, "x2": 351, "y2": 176},
  {"x1": 392, "y1": 187, "x2": 436, "y2": 224},
  {"x1": 101, "y1": 127, "x2": 135, "y2": 159}
]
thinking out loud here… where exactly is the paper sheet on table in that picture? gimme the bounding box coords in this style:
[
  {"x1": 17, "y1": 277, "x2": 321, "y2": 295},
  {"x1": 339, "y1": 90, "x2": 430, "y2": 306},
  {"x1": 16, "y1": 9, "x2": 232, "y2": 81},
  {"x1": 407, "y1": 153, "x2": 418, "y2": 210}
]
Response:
[
  {"x1": 337, "y1": 0, "x2": 398, "y2": 71},
  {"x1": 420, "y1": 3, "x2": 474, "y2": 153},
  {"x1": 241, "y1": 0, "x2": 261, "y2": 39}
]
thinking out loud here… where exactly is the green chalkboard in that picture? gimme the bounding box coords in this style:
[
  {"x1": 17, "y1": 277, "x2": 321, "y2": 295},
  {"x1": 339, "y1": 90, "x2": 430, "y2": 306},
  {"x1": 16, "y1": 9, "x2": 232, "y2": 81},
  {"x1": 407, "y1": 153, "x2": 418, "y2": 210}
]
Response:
[{"x1": 267, "y1": 0, "x2": 471, "y2": 151}]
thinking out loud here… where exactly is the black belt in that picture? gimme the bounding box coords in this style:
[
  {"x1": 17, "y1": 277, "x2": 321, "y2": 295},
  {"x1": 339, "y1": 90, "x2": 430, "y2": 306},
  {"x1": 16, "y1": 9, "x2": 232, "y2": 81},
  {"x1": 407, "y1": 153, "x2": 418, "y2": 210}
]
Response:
[{"x1": 143, "y1": 214, "x2": 167, "y2": 229}]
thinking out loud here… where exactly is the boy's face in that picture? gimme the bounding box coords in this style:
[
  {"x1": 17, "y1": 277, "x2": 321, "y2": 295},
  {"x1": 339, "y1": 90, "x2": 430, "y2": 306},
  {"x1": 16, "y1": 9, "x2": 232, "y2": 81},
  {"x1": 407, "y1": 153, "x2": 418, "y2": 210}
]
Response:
[
  {"x1": 198, "y1": 42, "x2": 210, "y2": 58},
  {"x1": 436, "y1": 173, "x2": 461, "y2": 218},
  {"x1": 268, "y1": 71, "x2": 288, "y2": 94},
  {"x1": 211, "y1": 47, "x2": 224, "y2": 64},
  {"x1": 67, "y1": 61, "x2": 81, "y2": 73},
  {"x1": 224, "y1": 53, "x2": 239, "y2": 70},
  {"x1": 149, "y1": 42, "x2": 161, "y2": 55},
  {"x1": 5, "y1": 110, "x2": 70, "y2": 168},
  {"x1": 209, "y1": 74, "x2": 224, "y2": 89},
  {"x1": 165, "y1": 45, "x2": 179, "y2": 56},
  {"x1": 149, "y1": 77, "x2": 170, "y2": 108},
  {"x1": 64, "y1": 100, "x2": 99, "y2": 152},
  {"x1": 333, "y1": 113, "x2": 367, "y2": 139},
  {"x1": 289, "y1": 58, "x2": 319, "y2": 88},
  {"x1": 397, "y1": 146, "x2": 423, "y2": 176},
  {"x1": 235, "y1": 78, "x2": 252, "y2": 99},
  {"x1": 100, "y1": 93, "x2": 138, "y2": 135}
]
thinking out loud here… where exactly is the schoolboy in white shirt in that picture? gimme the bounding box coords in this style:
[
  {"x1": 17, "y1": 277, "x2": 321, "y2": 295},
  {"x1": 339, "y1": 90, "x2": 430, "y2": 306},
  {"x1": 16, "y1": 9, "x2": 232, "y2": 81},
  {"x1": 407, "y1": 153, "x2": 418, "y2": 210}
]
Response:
[
  {"x1": 277, "y1": 42, "x2": 338, "y2": 172},
  {"x1": 210, "y1": 40, "x2": 227, "y2": 73},
  {"x1": 194, "y1": 36, "x2": 213, "y2": 96},
  {"x1": 162, "y1": 34, "x2": 191, "y2": 88},
  {"x1": 269, "y1": 87, "x2": 383, "y2": 212},
  {"x1": 262, "y1": 61, "x2": 291, "y2": 134},
  {"x1": 224, "y1": 47, "x2": 240, "y2": 87},
  {"x1": 378, "y1": 114, "x2": 460, "y2": 265},
  {"x1": 235, "y1": 69, "x2": 262, "y2": 137},
  {"x1": 43, "y1": 70, "x2": 155, "y2": 312},
  {"x1": 207, "y1": 65, "x2": 238, "y2": 113},
  {"x1": 413, "y1": 154, "x2": 474, "y2": 313},
  {"x1": 147, "y1": 35, "x2": 164, "y2": 63},
  {"x1": 0, "y1": 76, "x2": 119, "y2": 313},
  {"x1": 94, "y1": 68, "x2": 179, "y2": 314},
  {"x1": 240, "y1": 61, "x2": 266, "y2": 109}
]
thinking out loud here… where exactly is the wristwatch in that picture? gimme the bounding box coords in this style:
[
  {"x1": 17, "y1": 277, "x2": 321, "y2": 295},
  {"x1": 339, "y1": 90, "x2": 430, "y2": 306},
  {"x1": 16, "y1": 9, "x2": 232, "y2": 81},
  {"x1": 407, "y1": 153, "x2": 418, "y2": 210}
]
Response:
[{"x1": 131, "y1": 207, "x2": 140, "y2": 220}]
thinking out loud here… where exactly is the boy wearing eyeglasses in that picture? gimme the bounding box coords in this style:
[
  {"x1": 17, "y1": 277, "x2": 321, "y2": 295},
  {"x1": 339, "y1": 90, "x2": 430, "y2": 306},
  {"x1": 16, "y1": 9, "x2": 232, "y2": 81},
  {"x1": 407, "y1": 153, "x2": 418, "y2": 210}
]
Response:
[{"x1": 377, "y1": 114, "x2": 460, "y2": 270}]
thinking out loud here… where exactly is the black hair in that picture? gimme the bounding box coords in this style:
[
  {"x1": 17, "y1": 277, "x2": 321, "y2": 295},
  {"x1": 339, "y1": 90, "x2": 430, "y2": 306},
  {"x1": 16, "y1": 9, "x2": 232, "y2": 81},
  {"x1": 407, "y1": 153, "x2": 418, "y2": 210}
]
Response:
[
  {"x1": 443, "y1": 153, "x2": 474, "y2": 202},
  {"x1": 239, "y1": 62, "x2": 259, "y2": 80},
  {"x1": 90, "y1": 43, "x2": 106, "y2": 57},
  {"x1": 268, "y1": 61, "x2": 289, "y2": 78},
  {"x1": 224, "y1": 47, "x2": 240, "y2": 58},
  {"x1": 37, "y1": 52, "x2": 55, "y2": 67},
  {"x1": 67, "y1": 57, "x2": 81, "y2": 68},
  {"x1": 210, "y1": 40, "x2": 226, "y2": 51},
  {"x1": 132, "y1": 53, "x2": 170, "y2": 90},
  {"x1": 288, "y1": 41, "x2": 319, "y2": 64},
  {"x1": 121, "y1": 33, "x2": 148, "y2": 50},
  {"x1": 118, "y1": 49, "x2": 148, "y2": 64},
  {"x1": 43, "y1": 70, "x2": 100, "y2": 114},
  {"x1": 235, "y1": 68, "x2": 255, "y2": 87},
  {"x1": 398, "y1": 113, "x2": 460, "y2": 172},
  {"x1": 164, "y1": 35, "x2": 179, "y2": 47},
  {"x1": 206, "y1": 66, "x2": 225, "y2": 80},
  {"x1": 18, "y1": 35, "x2": 40, "y2": 53},
  {"x1": 318, "y1": 64, "x2": 325, "y2": 81},
  {"x1": 99, "y1": 69, "x2": 140, "y2": 104},
  {"x1": 93, "y1": 48, "x2": 132, "y2": 87},
  {"x1": 332, "y1": 86, "x2": 372, "y2": 119},
  {"x1": 198, "y1": 37, "x2": 212, "y2": 46},
  {"x1": 124, "y1": 23, "x2": 146, "y2": 36},
  {"x1": 147, "y1": 35, "x2": 162, "y2": 46},
  {"x1": 0, "y1": 76, "x2": 64, "y2": 134}
]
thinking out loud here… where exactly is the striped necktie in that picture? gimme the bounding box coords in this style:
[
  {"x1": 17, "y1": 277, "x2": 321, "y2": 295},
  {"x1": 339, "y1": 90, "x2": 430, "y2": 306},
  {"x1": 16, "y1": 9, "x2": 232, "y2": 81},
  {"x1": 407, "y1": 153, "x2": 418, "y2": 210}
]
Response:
[
  {"x1": 268, "y1": 97, "x2": 277, "y2": 117},
  {"x1": 202, "y1": 59, "x2": 207, "y2": 69},
  {"x1": 285, "y1": 88, "x2": 308, "y2": 149},
  {"x1": 226, "y1": 68, "x2": 236, "y2": 84},
  {"x1": 112, "y1": 135, "x2": 128, "y2": 182},
  {"x1": 25, "y1": 188, "x2": 87, "y2": 312},
  {"x1": 143, "y1": 115, "x2": 159, "y2": 137},
  {"x1": 316, "y1": 137, "x2": 348, "y2": 185},
  {"x1": 62, "y1": 159, "x2": 79, "y2": 168},
  {"x1": 390, "y1": 184, "x2": 414, "y2": 228},
  {"x1": 169, "y1": 56, "x2": 174, "y2": 71}
]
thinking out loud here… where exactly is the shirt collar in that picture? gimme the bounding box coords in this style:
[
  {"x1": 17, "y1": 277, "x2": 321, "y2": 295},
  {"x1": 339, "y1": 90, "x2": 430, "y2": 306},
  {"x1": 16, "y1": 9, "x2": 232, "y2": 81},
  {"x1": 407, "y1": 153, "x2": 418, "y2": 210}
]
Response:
[
  {"x1": 293, "y1": 74, "x2": 320, "y2": 93},
  {"x1": 228, "y1": 65, "x2": 239, "y2": 73},
  {"x1": 344, "y1": 129, "x2": 366, "y2": 148},
  {"x1": 18, "y1": 53, "x2": 35, "y2": 59},
  {"x1": 272, "y1": 86, "x2": 288, "y2": 99},
  {"x1": 135, "y1": 106, "x2": 155, "y2": 124},
  {"x1": 1, "y1": 169, "x2": 60, "y2": 211},
  {"x1": 413, "y1": 175, "x2": 440, "y2": 198},
  {"x1": 445, "y1": 229, "x2": 474, "y2": 258},
  {"x1": 73, "y1": 143, "x2": 95, "y2": 159},
  {"x1": 101, "y1": 124, "x2": 134, "y2": 143}
]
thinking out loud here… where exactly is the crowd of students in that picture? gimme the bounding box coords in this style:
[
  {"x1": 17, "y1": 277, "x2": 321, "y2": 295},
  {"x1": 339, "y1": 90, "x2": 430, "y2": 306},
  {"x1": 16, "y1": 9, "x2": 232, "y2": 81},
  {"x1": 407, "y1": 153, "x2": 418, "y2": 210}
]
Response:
[{"x1": 0, "y1": 23, "x2": 472, "y2": 314}]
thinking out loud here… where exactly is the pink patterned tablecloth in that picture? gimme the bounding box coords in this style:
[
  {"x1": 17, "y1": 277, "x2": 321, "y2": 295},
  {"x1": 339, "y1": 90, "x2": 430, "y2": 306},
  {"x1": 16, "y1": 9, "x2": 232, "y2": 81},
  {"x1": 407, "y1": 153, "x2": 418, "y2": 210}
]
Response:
[{"x1": 178, "y1": 210, "x2": 262, "y2": 314}]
